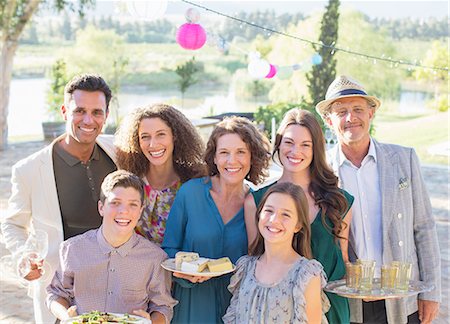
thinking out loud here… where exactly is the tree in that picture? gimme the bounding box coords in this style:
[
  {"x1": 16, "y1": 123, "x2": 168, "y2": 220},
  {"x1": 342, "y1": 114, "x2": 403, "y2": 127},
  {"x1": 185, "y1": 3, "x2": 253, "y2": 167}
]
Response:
[
  {"x1": 62, "y1": 11, "x2": 72, "y2": 41},
  {"x1": 46, "y1": 58, "x2": 69, "y2": 121},
  {"x1": 65, "y1": 25, "x2": 129, "y2": 125},
  {"x1": 0, "y1": 0, "x2": 93, "y2": 150},
  {"x1": 174, "y1": 57, "x2": 203, "y2": 108},
  {"x1": 415, "y1": 41, "x2": 449, "y2": 111},
  {"x1": 306, "y1": 0, "x2": 340, "y2": 127}
]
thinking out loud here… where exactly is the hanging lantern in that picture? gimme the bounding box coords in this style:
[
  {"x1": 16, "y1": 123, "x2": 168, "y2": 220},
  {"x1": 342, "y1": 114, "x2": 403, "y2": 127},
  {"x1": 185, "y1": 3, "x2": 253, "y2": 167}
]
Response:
[
  {"x1": 248, "y1": 58, "x2": 271, "y2": 79},
  {"x1": 176, "y1": 23, "x2": 207, "y2": 50},
  {"x1": 176, "y1": 8, "x2": 207, "y2": 50},
  {"x1": 125, "y1": 0, "x2": 168, "y2": 21},
  {"x1": 265, "y1": 64, "x2": 277, "y2": 78},
  {"x1": 311, "y1": 53, "x2": 323, "y2": 65},
  {"x1": 185, "y1": 8, "x2": 201, "y2": 23}
]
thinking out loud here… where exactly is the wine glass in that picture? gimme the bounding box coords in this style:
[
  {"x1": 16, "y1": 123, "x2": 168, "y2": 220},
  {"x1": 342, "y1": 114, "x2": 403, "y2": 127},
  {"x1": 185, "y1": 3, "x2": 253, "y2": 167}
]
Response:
[{"x1": 17, "y1": 229, "x2": 52, "y2": 281}]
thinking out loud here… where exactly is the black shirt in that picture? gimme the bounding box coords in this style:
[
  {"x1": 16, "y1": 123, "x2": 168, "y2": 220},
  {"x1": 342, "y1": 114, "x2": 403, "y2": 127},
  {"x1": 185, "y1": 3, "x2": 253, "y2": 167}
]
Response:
[{"x1": 53, "y1": 143, "x2": 116, "y2": 240}]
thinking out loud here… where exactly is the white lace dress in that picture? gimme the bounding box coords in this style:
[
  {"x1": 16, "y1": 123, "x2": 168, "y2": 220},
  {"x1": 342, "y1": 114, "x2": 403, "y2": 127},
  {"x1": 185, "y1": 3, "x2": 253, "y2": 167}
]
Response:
[{"x1": 223, "y1": 255, "x2": 330, "y2": 324}]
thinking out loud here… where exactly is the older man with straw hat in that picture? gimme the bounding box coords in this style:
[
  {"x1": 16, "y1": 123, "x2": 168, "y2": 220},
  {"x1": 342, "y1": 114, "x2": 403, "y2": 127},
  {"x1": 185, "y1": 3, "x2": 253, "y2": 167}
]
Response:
[{"x1": 317, "y1": 75, "x2": 440, "y2": 324}]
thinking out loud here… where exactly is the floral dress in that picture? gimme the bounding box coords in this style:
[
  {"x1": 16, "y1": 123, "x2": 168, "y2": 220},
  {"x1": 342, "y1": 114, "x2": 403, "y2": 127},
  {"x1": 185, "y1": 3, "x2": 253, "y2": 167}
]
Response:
[{"x1": 135, "y1": 179, "x2": 181, "y2": 245}]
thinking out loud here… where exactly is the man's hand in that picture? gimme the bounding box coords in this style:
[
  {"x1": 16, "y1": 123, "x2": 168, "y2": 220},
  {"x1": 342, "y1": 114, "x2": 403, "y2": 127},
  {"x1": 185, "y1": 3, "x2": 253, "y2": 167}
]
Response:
[
  {"x1": 418, "y1": 299, "x2": 439, "y2": 323},
  {"x1": 66, "y1": 306, "x2": 78, "y2": 319},
  {"x1": 17, "y1": 252, "x2": 43, "y2": 281}
]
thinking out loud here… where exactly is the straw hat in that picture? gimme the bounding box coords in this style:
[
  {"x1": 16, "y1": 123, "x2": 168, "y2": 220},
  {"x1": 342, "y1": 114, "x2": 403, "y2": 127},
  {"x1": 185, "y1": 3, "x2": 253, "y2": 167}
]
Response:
[{"x1": 315, "y1": 75, "x2": 381, "y2": 116}]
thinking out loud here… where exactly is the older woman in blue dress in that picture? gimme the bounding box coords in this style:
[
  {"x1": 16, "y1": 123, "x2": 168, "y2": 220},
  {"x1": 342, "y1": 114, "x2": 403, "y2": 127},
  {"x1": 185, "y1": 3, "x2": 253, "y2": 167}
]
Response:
[{"x1": 162, "y1": 116, "x2": 271, "y2": 323}]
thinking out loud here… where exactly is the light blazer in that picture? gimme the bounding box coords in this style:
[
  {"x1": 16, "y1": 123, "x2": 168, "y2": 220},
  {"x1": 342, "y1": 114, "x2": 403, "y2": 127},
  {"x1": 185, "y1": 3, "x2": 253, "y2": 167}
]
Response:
[
  {"x1": 327, "y1": 139, "x2": 441, "y2": 324},
  {"x1": 1, "y1": 134, "x2": 116, "y2": 324}
]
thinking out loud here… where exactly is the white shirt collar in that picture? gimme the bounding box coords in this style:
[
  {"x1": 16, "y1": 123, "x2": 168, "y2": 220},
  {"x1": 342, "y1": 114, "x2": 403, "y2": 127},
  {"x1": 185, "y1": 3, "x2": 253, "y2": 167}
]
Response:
[{"x1": 338, "y1": 137, "x2": 377, "y2": 167}]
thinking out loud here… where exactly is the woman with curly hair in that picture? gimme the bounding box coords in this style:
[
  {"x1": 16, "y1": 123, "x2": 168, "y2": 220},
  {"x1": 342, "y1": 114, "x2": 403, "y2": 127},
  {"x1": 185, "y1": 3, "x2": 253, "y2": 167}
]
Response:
[
  {"x1": 244, "y1": 108, "x2": 354, "y2": 324},
  {"x1": 114, "y1": 103, "x2": 205, "y2": 245},
  {"x1": 162, "y1": 116, "x2": 271, "y2": 324}
]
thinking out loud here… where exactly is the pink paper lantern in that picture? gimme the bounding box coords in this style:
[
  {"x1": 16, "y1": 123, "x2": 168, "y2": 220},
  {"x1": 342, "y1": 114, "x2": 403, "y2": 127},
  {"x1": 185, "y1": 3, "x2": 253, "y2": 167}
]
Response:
[
  {"x1": 176, "y1": 23, "x2": 207, "y2": 50},
  {"x1": 265, "y1": 64, "x2": 277, "y2": 78}
]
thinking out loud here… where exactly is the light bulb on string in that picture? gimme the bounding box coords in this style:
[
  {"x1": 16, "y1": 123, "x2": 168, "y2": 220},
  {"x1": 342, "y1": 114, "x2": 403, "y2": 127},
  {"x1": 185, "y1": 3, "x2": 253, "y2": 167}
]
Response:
[{"x1": 248, "y1": 52, "x2": 271, "y2": 79}]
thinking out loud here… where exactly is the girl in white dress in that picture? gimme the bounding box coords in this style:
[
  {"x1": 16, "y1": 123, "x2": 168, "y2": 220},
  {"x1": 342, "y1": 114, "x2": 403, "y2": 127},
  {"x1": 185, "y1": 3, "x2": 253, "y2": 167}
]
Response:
[{"x1": 223, "y1": 182, "x2": 329, "y2": 324}]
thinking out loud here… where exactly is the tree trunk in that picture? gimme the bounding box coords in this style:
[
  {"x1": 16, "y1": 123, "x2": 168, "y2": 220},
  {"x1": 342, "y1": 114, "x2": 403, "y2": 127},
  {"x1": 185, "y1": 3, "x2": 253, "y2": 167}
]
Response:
[
  {"x1": 0, "y1": 40, "x2": 18, "y2": 151},
  {"x1": 0, "y1": 0, "x2": 42, "y2": 151}
]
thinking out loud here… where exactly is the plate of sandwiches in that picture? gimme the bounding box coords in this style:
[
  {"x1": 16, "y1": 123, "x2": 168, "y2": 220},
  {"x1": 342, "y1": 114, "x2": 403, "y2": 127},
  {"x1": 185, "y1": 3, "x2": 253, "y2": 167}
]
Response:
[
  {"x1": 161, "y1": 252, "x2": 236, "y2": 277},
  {"x1": 62, "y1": 311, "x2": 151, "y2": 323}
]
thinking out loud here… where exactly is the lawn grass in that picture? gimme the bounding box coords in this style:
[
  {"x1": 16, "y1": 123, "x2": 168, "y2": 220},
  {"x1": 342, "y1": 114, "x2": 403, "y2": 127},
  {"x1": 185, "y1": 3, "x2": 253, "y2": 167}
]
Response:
[{"x1": 373, "y1": 110, "x2": 449, "y2": 166}]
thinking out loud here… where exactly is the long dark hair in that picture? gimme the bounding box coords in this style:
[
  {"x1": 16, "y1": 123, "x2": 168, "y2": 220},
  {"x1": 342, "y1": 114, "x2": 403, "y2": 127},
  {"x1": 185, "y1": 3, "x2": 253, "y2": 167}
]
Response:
[
  {"x1": 273, "y1": 108, "x2": 349, "y2": 242},
  {"x1": 249, "y1": 182, "x2": 312, "y2": 259}
]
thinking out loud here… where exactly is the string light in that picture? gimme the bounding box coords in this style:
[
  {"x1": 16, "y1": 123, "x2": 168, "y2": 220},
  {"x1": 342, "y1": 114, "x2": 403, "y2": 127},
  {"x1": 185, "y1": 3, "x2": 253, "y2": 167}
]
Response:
[{"x1": 181, "y1": 0, "x2": 448, "y2": 73}]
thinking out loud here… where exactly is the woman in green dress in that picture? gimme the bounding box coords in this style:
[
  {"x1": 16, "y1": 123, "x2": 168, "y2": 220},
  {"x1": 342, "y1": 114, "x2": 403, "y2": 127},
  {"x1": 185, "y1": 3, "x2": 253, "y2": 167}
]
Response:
[{"x1": 245, "y1": 108, "x2": 353, "y2": 324}]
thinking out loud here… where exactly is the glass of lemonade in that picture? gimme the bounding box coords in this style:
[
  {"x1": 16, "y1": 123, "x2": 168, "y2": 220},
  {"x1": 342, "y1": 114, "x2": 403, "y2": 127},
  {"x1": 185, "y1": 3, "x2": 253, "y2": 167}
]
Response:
[
  {"x1": 381, "y1": 264, "x2": 398, "y2": 292},
  {"x1": 357, "y1": 259, "x2": 376, "y2": 291},
  {"x1": 345, "y1": 262, "x2": 362, "y2": 291},
  {"x1": 392, "y1": 261, "x2": 412, "y2": 291}
]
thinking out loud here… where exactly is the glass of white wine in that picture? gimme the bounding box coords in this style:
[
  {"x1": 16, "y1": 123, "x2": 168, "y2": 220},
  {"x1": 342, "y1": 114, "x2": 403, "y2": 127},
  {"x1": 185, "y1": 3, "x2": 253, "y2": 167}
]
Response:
[{"x1": 17, "y1": 229, "x2": 52, "y2": 281}]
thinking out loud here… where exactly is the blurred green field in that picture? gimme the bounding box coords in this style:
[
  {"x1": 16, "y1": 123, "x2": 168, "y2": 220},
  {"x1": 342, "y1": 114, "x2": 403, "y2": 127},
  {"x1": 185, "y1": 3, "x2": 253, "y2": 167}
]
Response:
[{"x1": 373, "y1": 110, "x2": 449, "y2": 165}]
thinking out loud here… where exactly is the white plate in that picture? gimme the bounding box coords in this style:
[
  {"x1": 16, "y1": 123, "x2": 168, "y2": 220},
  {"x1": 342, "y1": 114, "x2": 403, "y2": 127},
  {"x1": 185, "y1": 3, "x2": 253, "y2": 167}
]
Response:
[
  {"x1": 62, "y1": 312, "x2": 151, "y2": 323},
  {"x1": 161, "y1": 258, "x2": 235, "y2": 277}
]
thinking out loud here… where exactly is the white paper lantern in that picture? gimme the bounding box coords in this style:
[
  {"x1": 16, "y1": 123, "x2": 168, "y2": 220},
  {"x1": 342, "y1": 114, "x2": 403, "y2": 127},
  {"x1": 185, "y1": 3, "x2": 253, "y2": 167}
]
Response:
[
  {"x1": 248, "y1": 58, "x2": 270, "y2": 79},
  {"x1": 125, "y1": 0, "x2": 168, "y2": 21}
]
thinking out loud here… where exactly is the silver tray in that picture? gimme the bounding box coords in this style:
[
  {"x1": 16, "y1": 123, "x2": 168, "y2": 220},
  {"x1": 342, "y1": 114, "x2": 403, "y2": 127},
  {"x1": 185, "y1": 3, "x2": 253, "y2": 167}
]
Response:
[{"x1": 324, "y1": 278, "x2": 434, "y2": 299}]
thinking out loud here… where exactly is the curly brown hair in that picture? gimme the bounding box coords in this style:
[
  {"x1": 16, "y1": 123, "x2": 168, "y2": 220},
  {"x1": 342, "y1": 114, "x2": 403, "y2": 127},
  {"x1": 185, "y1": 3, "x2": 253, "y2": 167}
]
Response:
[
  {"x1": 114, "y1": 104, "x2": 206, "y2": 182},
  {"x1": 204, "y1": 116, "x2": 270, "y2": 185},
  {"x1": 273, "y1": 108, "x2": 349, "y2": 242},
  {"x1": 250, "y1": 182, "x2": 312, "y2": 259}
]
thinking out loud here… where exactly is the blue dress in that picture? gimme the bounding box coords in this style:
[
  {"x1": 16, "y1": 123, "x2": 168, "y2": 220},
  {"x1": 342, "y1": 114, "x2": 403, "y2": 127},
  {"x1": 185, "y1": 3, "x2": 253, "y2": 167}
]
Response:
[{"x1": 162, "y1": 177, "x2": 248, "y2": 324}]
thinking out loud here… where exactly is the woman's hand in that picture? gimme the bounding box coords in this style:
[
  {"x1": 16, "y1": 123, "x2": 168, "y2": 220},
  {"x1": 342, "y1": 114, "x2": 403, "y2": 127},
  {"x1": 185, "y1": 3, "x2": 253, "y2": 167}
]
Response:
[{"x1": 173, "y1": 272, "x2": 211, "y2": 283}]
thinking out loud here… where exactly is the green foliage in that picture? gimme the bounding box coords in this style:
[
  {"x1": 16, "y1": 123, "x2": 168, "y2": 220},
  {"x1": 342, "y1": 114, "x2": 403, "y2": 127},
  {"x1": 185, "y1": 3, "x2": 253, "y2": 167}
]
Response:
[
  {"x1": 233, "y1": 69, "x2": 272, "y2": 100},
  {"x1": 414, "y1": 41, "x2": 448, "y2": 83},
  {"x1": 174, "y1": 57, "x2": 204, "y2": 106},
  {"x1": 62, "y1": 12, "x2": 73, "y2": 41},
  {"x1": 254, "y1": 101, "x2": 311, "y2": 137},
  {"x1": 369, "y1": 16, "x2": 448, "y2": 40},
  {"x1": 64, "y1": 25, "x2": 128, "y2": 82},
  {"x1": 336, "y1": 9, "x2": 402, "y2": 100},
  {"x1": 428, "y1": 95, "x2": 449, "y2": 112},
  {"x1": 62, "y1": 25, "x2": 128, "y2": 125},
  {"x1": 46, "y1": 59, "x2": 69, "y2": 121},
  {"x1": 219, "y1": 10, "x2": 305, "y2": 42},
  {"x1": 414, "y1": 41, "x2": 449, "y2": 112},
  {"x1": 306, "y1": 0, "x2": 339, "y2": 116},
  {"x1": 267, "y1": 8, "x2": 403, "y2": 105}
]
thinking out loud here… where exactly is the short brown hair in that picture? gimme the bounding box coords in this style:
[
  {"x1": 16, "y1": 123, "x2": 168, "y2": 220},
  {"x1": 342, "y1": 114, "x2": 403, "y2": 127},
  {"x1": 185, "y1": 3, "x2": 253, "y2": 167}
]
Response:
[
  {"x1": 100, "y1": 170, "x2": 145, "y2": 204},
  {"x1": 204, "y1": 116, "x2": 270, "y2": 185},
  {"x1": 64, "y1": 74, "x2": 112, "y2": 112}
]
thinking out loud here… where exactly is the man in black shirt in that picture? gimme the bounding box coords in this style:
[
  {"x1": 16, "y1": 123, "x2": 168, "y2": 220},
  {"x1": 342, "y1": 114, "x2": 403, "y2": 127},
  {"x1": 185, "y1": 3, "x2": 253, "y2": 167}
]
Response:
[{"x1": 2, "y1": 74, "x2": 117, "y2": 323}]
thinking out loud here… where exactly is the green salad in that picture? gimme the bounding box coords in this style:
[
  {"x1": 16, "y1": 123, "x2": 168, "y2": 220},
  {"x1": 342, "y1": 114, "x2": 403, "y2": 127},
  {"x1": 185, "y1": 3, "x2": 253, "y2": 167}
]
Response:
[{"x1": 71, "y1": 311, "x2": 141, "y2": 323}]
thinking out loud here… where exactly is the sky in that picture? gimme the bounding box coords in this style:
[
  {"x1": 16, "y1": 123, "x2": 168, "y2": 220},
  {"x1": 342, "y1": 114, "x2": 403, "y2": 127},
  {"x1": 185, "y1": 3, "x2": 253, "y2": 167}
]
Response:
[
  {"x1": 165, "y1": 1, "x2": 449, "y2": 19},
  {"x1": 93, "y1": 0, "x2": 449, "y2": 20}
]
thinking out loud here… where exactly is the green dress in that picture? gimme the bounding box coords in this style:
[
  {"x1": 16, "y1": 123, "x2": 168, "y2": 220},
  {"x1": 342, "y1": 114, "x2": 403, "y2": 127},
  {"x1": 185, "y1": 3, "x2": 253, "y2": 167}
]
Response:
[{"x1": 252, "y1": 183, "x2": 354, "y2": 324}]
